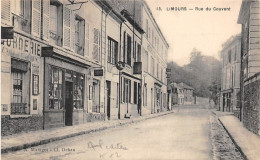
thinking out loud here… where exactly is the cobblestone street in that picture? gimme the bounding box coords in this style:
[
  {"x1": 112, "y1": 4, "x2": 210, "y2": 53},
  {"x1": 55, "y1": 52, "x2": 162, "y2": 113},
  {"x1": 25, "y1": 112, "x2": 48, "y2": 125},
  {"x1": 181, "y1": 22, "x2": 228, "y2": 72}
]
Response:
[
  {"x1": 1, "y1": 105, "x2": 245, "y2": 160},
  {"x1": 210, "y1": 114, "x2": 244, "y2": 160}
]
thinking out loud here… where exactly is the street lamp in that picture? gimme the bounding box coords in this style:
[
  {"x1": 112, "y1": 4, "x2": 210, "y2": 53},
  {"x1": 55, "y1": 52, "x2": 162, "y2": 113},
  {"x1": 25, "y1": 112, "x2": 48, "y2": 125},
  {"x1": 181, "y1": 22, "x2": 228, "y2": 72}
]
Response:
[{"x1": 116, "y1": 61, "x2": 125, "y2": 119}]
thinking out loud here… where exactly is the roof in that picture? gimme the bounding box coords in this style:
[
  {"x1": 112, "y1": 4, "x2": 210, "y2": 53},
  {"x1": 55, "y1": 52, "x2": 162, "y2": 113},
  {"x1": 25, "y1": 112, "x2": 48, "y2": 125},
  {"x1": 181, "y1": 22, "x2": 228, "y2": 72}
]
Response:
[
  {"x1": 177, "y1": 82, "x2": 194, "y2": 90},
  {"x1": 141, "y1": 0, "x2": 169, "y2": 48}
]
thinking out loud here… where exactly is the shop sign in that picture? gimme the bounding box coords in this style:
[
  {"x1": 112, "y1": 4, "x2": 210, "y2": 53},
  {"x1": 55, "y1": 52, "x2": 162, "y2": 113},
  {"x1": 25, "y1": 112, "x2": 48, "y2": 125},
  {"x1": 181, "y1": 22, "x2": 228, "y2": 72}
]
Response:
[
  {"x1": 1, "y1": 32, "x2": 42, "y2": 56},
  {"x1": 1, "y1": 27, "x2": 14, "y2": 39},
  {"x1": 94, "y1": 69, "x2": 103, "y2": 76}
]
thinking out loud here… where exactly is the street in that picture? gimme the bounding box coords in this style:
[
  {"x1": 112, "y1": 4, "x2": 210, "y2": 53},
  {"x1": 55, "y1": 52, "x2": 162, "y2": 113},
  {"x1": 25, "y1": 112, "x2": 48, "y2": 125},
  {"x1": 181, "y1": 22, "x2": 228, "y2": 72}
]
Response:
[{"x1": 2, "y1": 105, "x2": 243, "y2": 160}]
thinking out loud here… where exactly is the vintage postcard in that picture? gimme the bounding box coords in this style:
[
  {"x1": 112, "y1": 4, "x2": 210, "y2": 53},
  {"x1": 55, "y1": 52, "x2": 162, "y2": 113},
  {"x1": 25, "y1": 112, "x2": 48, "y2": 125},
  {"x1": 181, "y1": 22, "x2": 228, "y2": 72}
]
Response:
[{"x1": 1, "y1": 0, "x2": 260, "y2": 159}]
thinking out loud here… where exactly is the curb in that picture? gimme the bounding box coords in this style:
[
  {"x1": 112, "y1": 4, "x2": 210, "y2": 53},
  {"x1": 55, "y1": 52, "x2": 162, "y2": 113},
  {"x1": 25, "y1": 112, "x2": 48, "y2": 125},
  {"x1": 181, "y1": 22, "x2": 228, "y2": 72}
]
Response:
[
  {"x1": 2, "y1": 111, "x2": 174, "y2": 154},
  {"x1": 218, "y1": 118, "x2": 248, "y2": 160}
]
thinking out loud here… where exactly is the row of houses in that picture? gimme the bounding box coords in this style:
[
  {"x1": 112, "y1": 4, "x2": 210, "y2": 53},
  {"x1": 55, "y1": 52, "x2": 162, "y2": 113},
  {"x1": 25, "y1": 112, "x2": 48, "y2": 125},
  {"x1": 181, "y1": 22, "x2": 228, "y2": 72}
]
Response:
[
  {"x1": 220, "y1": 0, "x2": 260, "y2": 135},
  {"x1": 167, "y1": 82, "x2": 195, "y2": 107},
  {"x1": 1, "y1": 0, "x2": 169, "y2": 136}
]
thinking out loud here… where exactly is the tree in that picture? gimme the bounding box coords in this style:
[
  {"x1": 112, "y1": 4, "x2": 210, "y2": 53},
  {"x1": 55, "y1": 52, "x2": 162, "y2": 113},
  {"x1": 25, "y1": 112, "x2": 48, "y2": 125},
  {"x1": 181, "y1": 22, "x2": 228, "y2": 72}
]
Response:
[{"x1": 167, "y1": 48, "x2": 222, "y2": 98}]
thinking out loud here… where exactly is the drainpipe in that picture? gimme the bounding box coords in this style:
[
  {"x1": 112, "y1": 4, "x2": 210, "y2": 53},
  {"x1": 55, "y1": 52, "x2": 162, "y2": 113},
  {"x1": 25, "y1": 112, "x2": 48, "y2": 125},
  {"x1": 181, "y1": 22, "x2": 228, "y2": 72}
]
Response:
[
  {"x1": 43, "y1": 57, "x2": 45, "y2": 129},
  {"x1": 102, "y1": 7, "x2": 112, "y2": 120},
  {"x1": 118, "y1": 22, "x2": 123, "y2": 119}
]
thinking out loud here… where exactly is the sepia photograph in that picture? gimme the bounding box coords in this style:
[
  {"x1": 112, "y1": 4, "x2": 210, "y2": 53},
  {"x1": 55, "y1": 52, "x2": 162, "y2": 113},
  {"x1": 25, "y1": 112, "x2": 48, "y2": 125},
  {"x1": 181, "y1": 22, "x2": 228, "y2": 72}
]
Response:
[{"x1": 1, "y1": 0, "x2": 260, "y2": 159}]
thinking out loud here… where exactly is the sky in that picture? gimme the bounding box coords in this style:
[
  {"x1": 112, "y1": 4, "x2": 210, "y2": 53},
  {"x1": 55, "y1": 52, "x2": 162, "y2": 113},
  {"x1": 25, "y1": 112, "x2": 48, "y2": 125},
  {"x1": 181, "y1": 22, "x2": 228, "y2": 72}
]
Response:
[{"x1": 145, "y1": 0, "x2": 242, "y2": 66}]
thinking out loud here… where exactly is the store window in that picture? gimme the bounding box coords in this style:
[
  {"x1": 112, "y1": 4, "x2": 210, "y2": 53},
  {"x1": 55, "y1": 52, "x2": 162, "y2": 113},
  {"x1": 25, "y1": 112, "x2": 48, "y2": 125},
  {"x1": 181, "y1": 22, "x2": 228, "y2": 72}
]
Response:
[
  {"x1": 108, "y1": 37, "x2": 118, "y2": 65},
  {"x1": 32, "y1": 75, "x2": 39, "y2": 95},
  {"x1": 49, "y1": 66, "x2": 63, "y2": 110},
  {"x1": 11, "y1": 59, "x2": 30, "y2": 115},
  {"x1": 73, "y1": 73, "x2": 84, "y2": 110}
]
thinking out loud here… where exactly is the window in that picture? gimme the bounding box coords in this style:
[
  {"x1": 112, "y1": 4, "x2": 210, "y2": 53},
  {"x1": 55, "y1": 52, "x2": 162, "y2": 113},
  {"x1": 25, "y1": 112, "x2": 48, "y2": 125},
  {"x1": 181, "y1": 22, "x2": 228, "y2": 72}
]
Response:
[
  {"x1": 92, "y1": 79, "x2": 100, "y2": 112},
  {"x1": 127, "y1": 35, "x2": 132, "y2": 66},
  {"x1": 32, "y1": 75, "x2": 39, "y2": 95},
  {"x1": 93, "y1": 28, "x2": 101, "y2": 61},
  {"x1": 133, "y1": 41, "x2": 137, "y2": 61},
  {"x1": 134, "y1": 82, "x2": 137, "y2": 104},
  {"x1": 73, "y1": 73, "x2": 84, "y2": 110},
  {"x1": 234, "y1": 46, "x2": 237, "y2": 61},
  {"x1": 11, "y1": 59, "x2": 30, "y2": 115},
  {"x1": 13, "y1": 0, "x2": 24, "y2": 16},
  {"x1": 137, "y1": 43, "x2": 141, "y2": 62},
  {"x1": 123, "y1": 78, "x2": 131, "y2": 103},
  {"x1": 49, "y1": 66, "x2": 63, "y2": 110},
  {"x1": 156, "y1": 63, "x2": 159, "y2": 78},
  {"x1": 75, "y1": 15, "x2": 85, "y2": 55},
  {"x1": 161, "y1": 68, "x2": 163, "y2": 81},
  {"x1": 228, "y1": 50, "x2": 231, "y2": 63},
  {"x1": 152, "y1": 30, "x2": 154, "y2": 45},
  {"x1": 50, "y1": 1, "x2": 63, "y2": 46},
  {"x1": 121, "y1": 77, "x2": 125, "y2": 103},
  {"x1": 108, "y1": 37, "x2": 118, "y2": 64},
  {"x1": 151, "y1": 57, "x2": 154, "y2": 75},
  {"x1": 116, "y1": 83, "x2": 119, "y2": 108},
  {"x1": 12, "y1": 0, "x2": 31, "y2": 33},
  {"x1": 146, "y1": 19, "x2": 148, "y2": 38},
  {"x1": 144, "y1": 51, "x2": 148, "y2": 72}
]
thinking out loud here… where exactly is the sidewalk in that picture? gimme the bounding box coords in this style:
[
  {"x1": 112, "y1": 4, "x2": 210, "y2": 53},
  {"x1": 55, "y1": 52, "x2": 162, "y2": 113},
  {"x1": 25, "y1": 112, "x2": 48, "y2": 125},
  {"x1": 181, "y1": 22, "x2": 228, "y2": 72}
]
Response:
[
  {"x1": 218, "y1": 115, "x2": 260, "y2": 160},
  {"x1": 1, "y1": 111, "x2": 174, "y2": 154}
]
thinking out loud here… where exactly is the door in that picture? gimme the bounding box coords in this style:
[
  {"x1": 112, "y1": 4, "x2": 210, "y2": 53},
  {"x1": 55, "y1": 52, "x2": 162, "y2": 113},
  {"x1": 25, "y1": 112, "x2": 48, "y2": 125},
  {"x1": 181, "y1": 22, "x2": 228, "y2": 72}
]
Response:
[
  {"x1": 151, "y1": 88, "x2": 153, "y2": 114},
  {"x1": 138, "y1": 83, "x2": 141, "y2": 115},
  {"x1": 106, "y1": 81, "x2": 111, "y2": 120},
  {"x1": 65, "y1": 81, "x2": 73, "y2": 126}
]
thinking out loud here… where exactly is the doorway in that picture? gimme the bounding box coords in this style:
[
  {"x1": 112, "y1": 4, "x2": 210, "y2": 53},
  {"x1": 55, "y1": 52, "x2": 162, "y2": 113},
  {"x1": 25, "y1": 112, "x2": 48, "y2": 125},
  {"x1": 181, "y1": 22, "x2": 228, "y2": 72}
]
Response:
[
  {"x1": 138, "y1": 83, "x2": 141, "y2": 115},
  {"x1": 65, "y1": 81, "x2": 73, "y2": 126},
  {"x1": 151, "y1": 88, "x2": 153, "y2": 114},
  {"x1": 106, "y1": 81, "x2": 111, "y2": 120}
]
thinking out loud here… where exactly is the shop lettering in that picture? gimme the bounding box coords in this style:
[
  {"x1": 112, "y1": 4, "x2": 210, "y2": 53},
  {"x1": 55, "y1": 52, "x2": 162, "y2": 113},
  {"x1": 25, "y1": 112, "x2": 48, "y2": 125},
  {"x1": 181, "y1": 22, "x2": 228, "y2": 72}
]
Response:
[{"x1": 1, "y1": 33, "x2": 42, "y2": 56}]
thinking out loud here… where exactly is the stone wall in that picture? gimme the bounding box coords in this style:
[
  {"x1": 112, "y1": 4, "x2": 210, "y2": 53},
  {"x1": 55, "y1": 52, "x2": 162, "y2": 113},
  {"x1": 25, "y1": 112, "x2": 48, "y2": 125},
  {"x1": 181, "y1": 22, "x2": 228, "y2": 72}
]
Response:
[
  {"x1": 1, "y1": 115, "x2": 43, "y2": 136},
  {"x1": 242, "y1": 79, "x2": 260, "y2": 135}
]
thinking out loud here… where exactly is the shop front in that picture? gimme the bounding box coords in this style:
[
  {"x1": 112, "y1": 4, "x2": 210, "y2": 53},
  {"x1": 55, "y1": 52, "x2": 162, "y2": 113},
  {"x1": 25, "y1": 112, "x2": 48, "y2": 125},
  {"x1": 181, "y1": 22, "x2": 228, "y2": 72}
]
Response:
[
  {"x1": 154, "y1": 83, "x2": 162, "y2": 113},
  {"x1": 1, "y1": 32, "x2": 44, "y2": 136},
  {"x1": 120, "y1": 72, "x2": 142, "y2": 118},
  {"x1": 42, "y1": 48, "x2": 90, "y2": 129}
]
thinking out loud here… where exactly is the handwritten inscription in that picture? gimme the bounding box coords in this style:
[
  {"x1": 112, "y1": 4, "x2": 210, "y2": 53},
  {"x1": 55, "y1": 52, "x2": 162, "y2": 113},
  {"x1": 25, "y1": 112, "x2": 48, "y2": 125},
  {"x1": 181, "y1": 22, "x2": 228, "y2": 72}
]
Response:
[{"x1": 88, "y1": 139, "x2": 128, "y2": 159}]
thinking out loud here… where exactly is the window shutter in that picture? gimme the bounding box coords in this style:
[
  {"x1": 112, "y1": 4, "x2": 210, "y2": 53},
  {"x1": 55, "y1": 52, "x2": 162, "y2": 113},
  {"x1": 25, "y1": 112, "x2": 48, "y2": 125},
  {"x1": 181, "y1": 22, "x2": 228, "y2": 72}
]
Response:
[
  {"x1": 70, "y1": 11, "x2": 75, "y2": 51},
  {"x1": 123, "y1": 31, "x2": 127, "y2": 62},
  {"x1": 1, "y1": 0, "x2": 11, "y2": 24},
  {"x1": 43, "y1": 0, "x2": 50, "y2": 40},
  {"x1": 93, "y1": 28, "x2": 100, "y2": 61},
  {"x1": 32, "y1": 0, "x2": 41, "y2": 37},
  {"x1": 85, "y1": 22, "x2": 89, "y2": 56},
  {"x1": 63, "y1": 7, "x2": 71, "y2": 48}
]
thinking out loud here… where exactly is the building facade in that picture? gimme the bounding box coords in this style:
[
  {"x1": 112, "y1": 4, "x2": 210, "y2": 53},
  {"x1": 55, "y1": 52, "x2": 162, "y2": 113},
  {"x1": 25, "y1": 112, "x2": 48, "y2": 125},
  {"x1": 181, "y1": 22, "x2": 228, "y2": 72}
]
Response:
[
  {"x1": 1, "y1": 0, "x2": 169, "y2": 135},
  {"x1": 119, "y1": 0, "x2": 169, "y2": 115},
  {"x1": 238, "y1": 0, "x2": 260, "y2": 135},
  {"x1": 167, "y1": 82, "x2": 194, "y2": 106},
  {"x1": 220, "y1": 34, "x2": 241, "y2": 118},
  {"x1": 177, "y1": 83, "x2": 194, "y2": 105}
]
